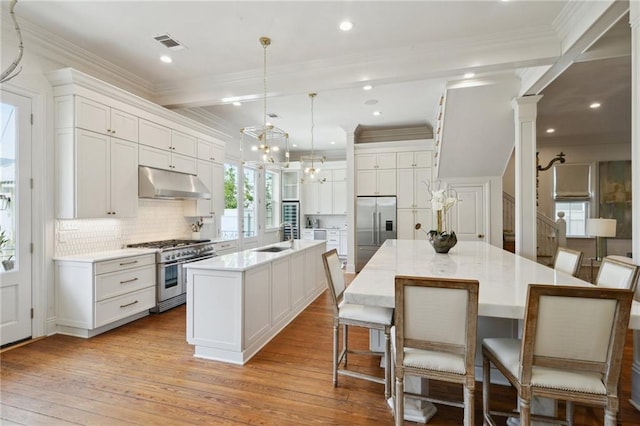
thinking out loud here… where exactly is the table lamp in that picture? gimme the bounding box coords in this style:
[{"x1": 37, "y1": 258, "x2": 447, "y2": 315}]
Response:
[{"x1": 586, "y1": 218, "x2": 616, "y2": 261}]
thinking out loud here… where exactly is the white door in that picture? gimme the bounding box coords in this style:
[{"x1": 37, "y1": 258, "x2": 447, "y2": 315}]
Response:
[
  {"x1": 448, "y1": 184, "x2": 486, "y2": 242},
  {"x1": 0, "y1": 90, "x2": 32, "y2": 346}
]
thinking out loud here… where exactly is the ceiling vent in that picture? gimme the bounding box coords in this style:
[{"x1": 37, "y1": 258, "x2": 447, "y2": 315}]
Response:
[
  {"x1": 266, "y1": 112, "x2": 280, "y2": 119},
  {"x1": 153, "y1": 33, "x2": 186, "y2": 50}
]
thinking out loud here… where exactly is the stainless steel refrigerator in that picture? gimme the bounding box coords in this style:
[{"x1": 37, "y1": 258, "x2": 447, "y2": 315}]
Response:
[{"x1": 356, "y1": 196, "x2": 397, "y2": 271}]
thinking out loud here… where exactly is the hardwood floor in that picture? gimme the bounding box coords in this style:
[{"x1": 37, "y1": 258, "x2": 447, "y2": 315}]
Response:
[{"x1": 2, "y1": 278, "x2": 640, "y2": 425}]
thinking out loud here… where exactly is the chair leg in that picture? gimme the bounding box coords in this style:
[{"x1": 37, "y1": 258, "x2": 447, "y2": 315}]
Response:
[
  {"x1": 343, "y1": 324, "x2": 348, "y2": 367},
  {"x1": 482, "y1": 354, "x2": 491, "y2": 424},
  {"x1": 384, "y1": 327, "x2": 391, "y2": 400},
  {"x1": 520, "y1": 390, "x2": 531, "y2": 426},
  {"x1": 332, "y1": 322, "x2": 338, "y2": 387},
  {"x1": 464, "y1": 383, "x2": 474, "y2": 426},
  {"x1": 604, "y1": 408, "x2": 617, "y2": 426},
  {"x1": 566, "y1": 401, "x2": 574, "y2": 426},
  {"x1": 395, "y1": 370, "x2": 404, "y2": 426}
]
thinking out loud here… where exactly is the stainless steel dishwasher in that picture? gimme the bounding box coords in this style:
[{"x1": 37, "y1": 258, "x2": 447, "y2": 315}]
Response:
[{"x1": 314, "y1": 229, "x2": 327, "y2": 240}]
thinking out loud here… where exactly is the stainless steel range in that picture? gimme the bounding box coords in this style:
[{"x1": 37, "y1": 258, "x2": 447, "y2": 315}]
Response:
[{"x1": 127, "y1": 239, "x2": 216, "y2": 313}]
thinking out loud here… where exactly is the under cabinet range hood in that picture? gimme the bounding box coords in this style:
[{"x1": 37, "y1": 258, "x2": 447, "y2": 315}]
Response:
[{"x1": 138, "y1": 166, "x2": 211, "y2": 200}]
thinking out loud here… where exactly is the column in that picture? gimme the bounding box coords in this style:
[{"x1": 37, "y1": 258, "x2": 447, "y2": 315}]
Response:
[
  {"x1": 345, "y1": 129, "x2": 356, "y2": 273},
  {"x1": 629, "y1": 1, "x2": 640, "y2": 411},
  {"x1": 511, "y1": 96, "x2": 542, "y2": 261}
]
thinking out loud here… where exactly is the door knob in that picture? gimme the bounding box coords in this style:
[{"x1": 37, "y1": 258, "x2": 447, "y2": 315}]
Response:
[{"x1": 478, "y1": 234, "x2": 484, "y2": 239}]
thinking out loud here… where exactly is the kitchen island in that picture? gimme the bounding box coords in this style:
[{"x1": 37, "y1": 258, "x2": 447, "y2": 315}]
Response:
[{"x1": 184, "y1": 240, "x2": 327, "y2": 364}]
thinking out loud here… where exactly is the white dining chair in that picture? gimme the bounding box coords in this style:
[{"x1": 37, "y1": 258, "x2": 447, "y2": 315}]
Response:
[
  {"x1": 322, "y1": 249, "x2": 394, "y2": 399},
  {"x1": 595, "y1": 256, "x2": 640, "y2": 294},
  {"x1": 553, "y1": 247, "x2": 583, "y2": 277},
  {"x1": 482, "y1": 284, "x2": 634, "y2": 426},
  {"x1": 394, "y1": 275, "x2": 479, "y2": 426}
]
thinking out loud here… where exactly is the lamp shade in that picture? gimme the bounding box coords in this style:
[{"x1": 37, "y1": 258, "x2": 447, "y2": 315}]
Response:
[{"x1": 586, "y1": 218, "x2": 617, "y2": 237}]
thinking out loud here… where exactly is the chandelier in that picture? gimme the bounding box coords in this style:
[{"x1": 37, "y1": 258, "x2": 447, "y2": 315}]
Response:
[
  {"x1": 241, "y1": 37, "x2": 290, "y2": 169},
  {"x1": 300, "y1": 92, "x2": 325, "y2": 183}
]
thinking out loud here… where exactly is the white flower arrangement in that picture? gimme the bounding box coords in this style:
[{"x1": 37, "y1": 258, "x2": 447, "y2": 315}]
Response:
[{"x1": 426, "y1": 182, "x2": 460, "y2": 235}]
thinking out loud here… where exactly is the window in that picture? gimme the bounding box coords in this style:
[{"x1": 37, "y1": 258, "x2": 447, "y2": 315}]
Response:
[
  {"x1": 243, "y1": 167, "x2": 257, "y2": 238},
  {"x1": 555, "y1": 201, "x2": 589, "y2": 237},
  {"x1": 221, "y1": 163, "x2": 240, "y2": 240},
  {"x1": 265, "y1": 170, "x2": 280, "y2": 229}
]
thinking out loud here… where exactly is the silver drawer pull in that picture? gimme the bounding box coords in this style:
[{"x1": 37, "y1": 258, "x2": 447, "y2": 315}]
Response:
[
  {"x1": 120, "y1": 300, "x2": 139, "y2": 308},
  {"x1": 119, "y1": 260, "x2": 138, "y2": 266},
  {"x1": 120, "y1": 277, "x2": 139, "y2": 284}
]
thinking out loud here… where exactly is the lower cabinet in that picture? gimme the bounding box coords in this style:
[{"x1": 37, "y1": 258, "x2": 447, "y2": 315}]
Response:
[
  {"x1": 55, "y1": 253, "x2": 156, "y2": 337},
  {"x1": 397, "y1": 208, "x2": 433, "y2": 240}
]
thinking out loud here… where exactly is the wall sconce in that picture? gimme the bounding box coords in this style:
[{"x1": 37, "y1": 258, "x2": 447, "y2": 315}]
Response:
[{"x1": 587, "y1": 218, "x2": 616, "y2": 261}]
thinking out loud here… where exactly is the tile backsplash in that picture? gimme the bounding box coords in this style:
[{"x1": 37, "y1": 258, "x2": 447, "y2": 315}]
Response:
[{"x1": 55, "y1": 199, "x2": 196, "y2": 256}]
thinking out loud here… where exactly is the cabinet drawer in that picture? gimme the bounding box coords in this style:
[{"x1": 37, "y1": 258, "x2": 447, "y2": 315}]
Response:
[
  {"x1": 95, "y1": 254, "x2": 155, "y2": 275},
  {"x1": 95, "y1": 286, "x2": 156, "y2": 328},
  {"x1": 95, "y1": 265, "x2": 156, "y2": 301}
]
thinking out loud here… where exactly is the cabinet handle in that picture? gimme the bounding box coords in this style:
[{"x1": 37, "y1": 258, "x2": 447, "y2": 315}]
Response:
[
  {"x1": 120, "y1": 300, "x2": 139, "y2": 308},
  {"x1": 119, "y1": 260, "x2": 138, "y2": 266},
  {"x1": 107, "y1": 128, "x2": 111, "y2": 133},
  {"x1": 478, "y1": 234, "x2": 485, "y2": 239},
  {"x1": 120, "y1": 277, "x2": 139, "y2": 284},
  {"x1": 111, "y1": 211, "x2": 116, "y2": 215},
  {"x1": 112, "y1": 130, "x2": 116, "y2": 134}
]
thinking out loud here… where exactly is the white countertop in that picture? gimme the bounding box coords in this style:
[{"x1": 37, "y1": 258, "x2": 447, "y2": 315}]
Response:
[
  {"x1": 345, "y1": 239, "x2": 640, "y2": 329},
  {"x1": 53, "y1": 248, "x2": 158, "y2": 262},
  {"x1": 184, "y1": 240, "x2": 326, "y2": 272}
]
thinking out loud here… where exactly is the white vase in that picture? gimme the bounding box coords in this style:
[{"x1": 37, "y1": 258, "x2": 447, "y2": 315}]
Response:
[{"x1": 192, "y1": 232, "x2": 201, "y2": 240}]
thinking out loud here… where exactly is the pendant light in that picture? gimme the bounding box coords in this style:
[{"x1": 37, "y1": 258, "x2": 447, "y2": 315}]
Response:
[{"x1": 300, "y1": 92, "x2": 325, "y2": 183}]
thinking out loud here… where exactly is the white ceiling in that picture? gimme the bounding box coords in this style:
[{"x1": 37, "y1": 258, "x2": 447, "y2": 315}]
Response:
[{"x1": 1, "y1": 1, "x2": 630, "y2": 160}]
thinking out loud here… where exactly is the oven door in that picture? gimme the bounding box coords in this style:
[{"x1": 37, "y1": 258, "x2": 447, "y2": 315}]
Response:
[{"x1": 158, "y1": 261, "x2": 183, "y2": 303}]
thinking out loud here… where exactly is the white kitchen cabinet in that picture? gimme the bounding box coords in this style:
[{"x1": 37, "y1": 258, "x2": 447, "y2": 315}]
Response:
[
  {"x1": 244, "y1": 264, "x2": 271, "y2": 347},
  {"x1": 56, "y1": 253, "x2": 156, "y2": 337},
  {"x1": 332, "y1": 168, "x2": 347, "y2": 181},
  {"x1": 74, "y1": 96, "x2": 138, "y2": 142},
  {"x1": 139, "y1": 119, "x2": 197, "y2": 157},
  {"x1": 356, "y1": 168, "x2": 396, "y2": 196},
  {"x1": 332, "y1": 180, "x2": 347, "y2": 214},
  {"x1": 327, "y1": 230, "x2": 340, "y2": 253},
  {"x1": 139, "y1": 144, "x2": 197, "y2": 175},
  {"x1": 184, "y1": 161, "x2": 224, "y2": 229},
  {"x1": 301, "y1": 229, "x2": 315, "y2": 241},
  {"x1": 56, "y1": 128, "x2": 138, "y2": 219},
  {"x1": 271, "y1": 257, "x2": 291, "y2": 325},
  {"x1": 397, "y1": 208, "x2": 432, "y2": 240},
  {"x1": 197, "y1": 138, "x2": 225, "y2": 163},
  {"x1": 397, "y1": 167, "x2": 431, "y2": 209},
  {"x1": 396, "y1": 150, "x2": 431, "y2": 169},
  {"x1": 282, "y1": 170, "x2": 300, "y2": 201},
  {"x1": 356, "y1": 152, "x2": 396, "y2": 170},
  {"x1": 214, "y1": 240, "x2": 238, "y2": 255},
  {"x1": 303, "y1": 181, "x2": 332, "y2": 215},
  {"x1": 339, "y1": 230, "x2": 347, "y2": 256},
  {"x1": 290, "y1": 251, "x2": 305, "y2": 310}
]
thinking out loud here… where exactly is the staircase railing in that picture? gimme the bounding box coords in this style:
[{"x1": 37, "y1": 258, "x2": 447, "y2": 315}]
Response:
[{"x1": 503, "y1": 192, "x2": 566, "y2": 263}]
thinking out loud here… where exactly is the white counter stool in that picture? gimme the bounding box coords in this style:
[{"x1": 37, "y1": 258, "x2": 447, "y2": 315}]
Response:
[
  {"x1": 393, "y1": 275, "x2": 479, "y2": 426},
  {"x1": 553, "y1": 247, "x2": 583, "y2": 277},
  {"x1": 321, "y1": 249, "x2": 394, "y2": 399},
  {"x1": 595, "y1": 256, "x2": 640, "y2": 294},
  {"x1": 482, "y1": 284, "x2": 634, "y2": 426}
]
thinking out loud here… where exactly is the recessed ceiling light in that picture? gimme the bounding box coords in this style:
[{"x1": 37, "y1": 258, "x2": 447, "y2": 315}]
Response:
[
  {"x1": 232, "y1": 101, "x2": 242, "y2": 107},
  {"x1": 363, "y1": 84, "x2": 373, "y2": 91},
  {"x1": 339, "y1": 20, "x2": 354, "y2": 31},
  {"x1": 330, "y1": 141, "x2": 335, "y2": 145},
  {"x1": 160, "y1": 55, "x2": 172, "y2": 64},
  {"x1": 464, "y1": 72, "x2": 475, "y2": 79},
  {"x1": 546, "y1": 128, "x2": 555, "y2": 133},
  {"x1": 373, "y1": 111, "x2": 381, "y2": 116},
  {"x1": 590, "y1": 102, "x2": 601, "y2": 109},
  {"x1": 292, "y1": 144, "x2": 298, "y2": 147}
]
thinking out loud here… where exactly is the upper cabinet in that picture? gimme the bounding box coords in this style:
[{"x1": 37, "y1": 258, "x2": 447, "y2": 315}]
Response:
[
  {"x1": 197, "y1": 138, "x2": 225, "y2": 164},
  {"x1": 356, "y1": 152, "x2": 396, "y2": 170},
  {"x1": 301, "y1": 166, "x2": 347, "y2": 215},
  {"x1": 74, "y1": 96, "x2": 138, "y2": 142},
  {"x1": 397, "y1": 151, "x2": 431, "y2": 169},
  {"x1": 282, "y1": 170, "x2": 300, "y2": 201},
  {"x1": 356, "y1": 152, "x2": 397, "y2": 196},
  {"x1": 138, "y1": 119, "x2": 198, "y2": 174}
]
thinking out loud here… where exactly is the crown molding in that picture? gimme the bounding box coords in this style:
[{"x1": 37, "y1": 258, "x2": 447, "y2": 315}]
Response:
[
  {"x1": 172, "y1": 107, "x2": 234, "y2": 142},
  {"x1": 355, "y1": 125, "x2": 434, "y2": 144}
]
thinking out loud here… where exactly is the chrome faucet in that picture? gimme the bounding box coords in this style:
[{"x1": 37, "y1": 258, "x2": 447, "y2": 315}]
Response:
[{"x1": 282, "y1": 222, "x2": 294, "y2": 248}]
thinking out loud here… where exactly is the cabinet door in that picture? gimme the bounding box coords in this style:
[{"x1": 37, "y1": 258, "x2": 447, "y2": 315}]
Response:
[
  {"x1": 139, "y1": 119, "x2": 171, "y2": 150},
  {"x1": 332, "y1": 181, "x2": 347, "y2": 214},
  {"x1": 171, "y1": 152, "x2": 198, "y2": 175},
  {"x1": 271, "y1": 257, "x2": 291, "y2": 325},
  {"x1": 396, "y1": 168, "x2": 415, "y2": 209},
  {"x1": 414, "y1": 209, "x2": 433, "y2": 237},
  {"x1": 212, "y1": 163, "x2": 225, "y2": 217},
  {"x1": 197, "y1": 139, "x2": 214, "y2": 161},
  {"x1": 110, "y1": 108, "x2": 138, "y2": 142},
  {"x1": 76, "y1": 129, "x2": 110, "y2": 218},
  {"x1": 110, "y1": 138, "x2": 138, "y2": 217},
  {"x1": 193, "y1": 160, "x2": 214, "y2": 216},
  {"x1": 303, "y1": 184, "x2": 319, "y2": 215},
  {"x1": 339, "y1": 231, "x2": 347, "y2": 256},
  {"x1": 376, "y1": 153, "x2": 396, "y2": 169},
  {"x1": 397, "y1": 209, "x2": 417, "y2": 240},
  {"x1": 301, "y1": 230, "x2": 315, "y2": 241},
  {"x1": 244, "y1": 264, "x2": 271, "y2": 347},
  {"x1": 290, "y1": 251, "x2": 305, "y2": 309},
  {"x1": 377, "y1": 169, "x2": 397, "y2": 196},
  {"x1": 75, "y1": 96, "x2": 110, "y2": 135},
  {"x1": 172, "y1": 130, "x2": 197, "y2": 157},
  {"x1": 318, "y1": 183, "x2": 332, "y2": 214},
  {"x1": 356, "y1": 154, "x2": 377, "y2": 170},
  {"x1": 356, "y1": 169, "x2": 377, "y2": 196},
  {"x1": 414, "y1": 151, "x2": 432, "y2": 168},
  {"x1": 414, "y1": 168, "x2": 431, "y2": 209},
  {"x1": 396, "y1": 152, "x2": 415, "y2": 169},
  {"x1": 332, "y1": 168, "x2": 346, "y2": 181},
  {"x1": 282, "y1": 170, "x2": 300, "y2": 201},
  {"x1": 139, "y1": 144, "x2": 172, "y2": 171}
]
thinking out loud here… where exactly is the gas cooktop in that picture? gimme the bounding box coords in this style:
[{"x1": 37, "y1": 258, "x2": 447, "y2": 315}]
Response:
[{"x1": 127, "y1": 239, "x2": 211, "y2": 250}]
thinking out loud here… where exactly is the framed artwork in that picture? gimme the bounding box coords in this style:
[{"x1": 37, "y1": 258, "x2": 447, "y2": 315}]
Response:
[{"x1": 598, "y1": 160, "x2": 632, "y2": 238}]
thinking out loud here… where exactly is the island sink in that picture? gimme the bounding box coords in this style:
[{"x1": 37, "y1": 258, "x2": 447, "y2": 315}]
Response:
[{"x1": 254, "y1": 246, "x2": 290, "y2": 253}]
